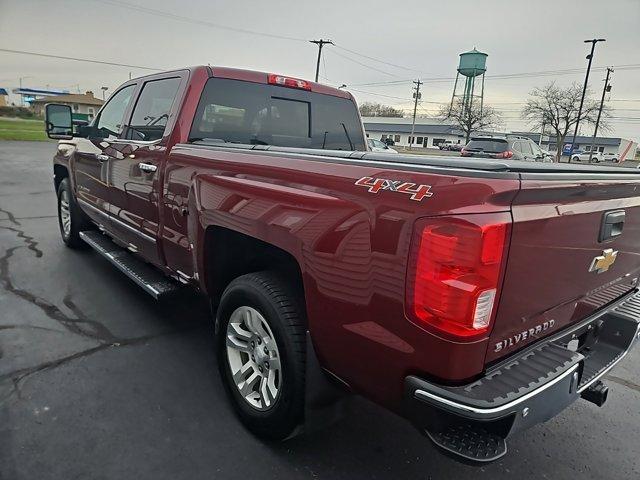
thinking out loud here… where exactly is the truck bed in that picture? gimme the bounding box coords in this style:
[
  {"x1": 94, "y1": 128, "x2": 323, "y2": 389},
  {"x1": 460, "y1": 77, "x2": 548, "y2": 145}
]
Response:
[
  {"x1": 167, "y1": 141, "x2": 640, "y2": 398},
  {"x1": 188, "y1": 141, "x2": 640, "y2": 175}
]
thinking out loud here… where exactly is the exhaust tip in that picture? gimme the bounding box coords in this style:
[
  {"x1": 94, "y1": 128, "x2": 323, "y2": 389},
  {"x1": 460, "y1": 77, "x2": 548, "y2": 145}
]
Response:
[{"x1": 581, "y1": 380, "x2": 609, "y2": 407}]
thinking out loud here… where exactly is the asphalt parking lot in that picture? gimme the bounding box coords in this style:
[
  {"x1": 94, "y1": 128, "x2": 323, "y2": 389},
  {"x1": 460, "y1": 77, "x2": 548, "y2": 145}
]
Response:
[{"x1": 1, "y1": 140, "x2": 639, "y2": 480}]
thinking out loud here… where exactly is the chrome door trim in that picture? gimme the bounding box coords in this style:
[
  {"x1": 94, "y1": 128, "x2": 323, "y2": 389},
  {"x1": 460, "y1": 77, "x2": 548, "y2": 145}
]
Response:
[{"x1": 78, "y1": 198, "x2": 157, "y2": 244}]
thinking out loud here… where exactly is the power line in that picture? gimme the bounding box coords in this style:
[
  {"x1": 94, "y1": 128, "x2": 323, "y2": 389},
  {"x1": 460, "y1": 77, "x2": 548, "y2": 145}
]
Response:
[
  {"x1": 332, "y1": 45, "x2": 422, "y2": 73},
  {"x1": 47, "y1": 0, "x2": 640, "y2": 96},
  {"x1": 327, "y1": 50, "x2": 400, "y2": 77},
  {"x1": 92, "y1": 0, "x2": 427, "y2": 75},
  {"x1": 346, "y1": 63, "x2": 640, "y2": 88},
  {"x1": 0, "y1": 48, "x2": 162, "y2": 71},
  {"x1": 89, "y1": 0, "x2": 307, "y2": 42}
]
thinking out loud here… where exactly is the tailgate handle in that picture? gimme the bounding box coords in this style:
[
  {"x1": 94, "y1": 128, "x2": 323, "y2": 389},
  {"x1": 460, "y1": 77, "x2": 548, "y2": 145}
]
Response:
[{"x1": 599, "y1": 210, "x2": 625, "y2": 242}]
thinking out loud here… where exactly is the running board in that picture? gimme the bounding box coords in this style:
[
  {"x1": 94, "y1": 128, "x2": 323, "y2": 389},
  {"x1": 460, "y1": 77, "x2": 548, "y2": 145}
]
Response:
[{"x1": 79, "y1": 231, "x2": 181, "y2": 299}]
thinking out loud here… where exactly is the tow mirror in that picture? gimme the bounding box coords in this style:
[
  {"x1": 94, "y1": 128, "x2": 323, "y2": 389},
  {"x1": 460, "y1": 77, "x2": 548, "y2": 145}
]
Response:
[{"x1": 45, "y1": 104, "x2": 73, "y2": 139}]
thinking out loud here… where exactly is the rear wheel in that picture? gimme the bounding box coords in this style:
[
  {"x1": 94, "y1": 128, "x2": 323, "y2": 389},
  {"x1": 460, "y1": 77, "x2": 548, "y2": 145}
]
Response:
[
  {"x1": 216, "y1": 271, "x2": 306, "y2": 440},
  {"x1": 57, "y1": 177, "x2": 91, "y2": 248}
]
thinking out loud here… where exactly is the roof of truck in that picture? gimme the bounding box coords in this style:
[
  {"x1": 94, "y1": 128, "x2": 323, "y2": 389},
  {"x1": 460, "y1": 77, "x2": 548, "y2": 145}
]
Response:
[{"x1": 130, "y1": 65, "x2": 352, "y2": 100}]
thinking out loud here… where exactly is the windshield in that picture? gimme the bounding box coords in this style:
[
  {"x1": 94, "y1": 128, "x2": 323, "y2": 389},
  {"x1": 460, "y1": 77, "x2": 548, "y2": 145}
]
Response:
[
  {"x1": 466, "y1": 138, "x2": 508, "y2": 153},
  {"x1": 190, "y1": 77, "x2": 365, "y2": 150}
]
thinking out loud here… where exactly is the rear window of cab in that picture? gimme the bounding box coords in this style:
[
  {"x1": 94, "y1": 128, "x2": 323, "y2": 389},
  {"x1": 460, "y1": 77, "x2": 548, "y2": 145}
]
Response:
[{"x1": 190, "y1": 77, "x2": 365, "y2": 151}]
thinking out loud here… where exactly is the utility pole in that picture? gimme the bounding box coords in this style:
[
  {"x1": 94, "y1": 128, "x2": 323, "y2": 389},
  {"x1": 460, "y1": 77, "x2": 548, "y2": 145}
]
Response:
[
  {"x1": 310, "y1": 39, "x2": 333, "y2": 82},
  {"x1": 18, "y1": 76, "x2": 32, "y2": 106},
  {"x1": 588, "y1": 67, "x2": 613, "y2": 163},
  {"x1": 568, "y1": 38, "x2": 605, "y2": 163},
  {"x1": 409, "y1": 79, "x2": 423, "y2": 151}
]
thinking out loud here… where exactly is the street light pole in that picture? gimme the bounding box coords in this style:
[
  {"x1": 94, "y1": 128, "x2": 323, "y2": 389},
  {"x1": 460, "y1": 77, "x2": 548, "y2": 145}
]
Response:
[
  {"x1": 310, "y1": 39, "x2": 333, "y2": 82},
  {"x1": 588, "y1": 67, "x2": 613, "y2": 163},
  {"x1": 567, "y1": 38, "x2": 605, "y2": 163}
]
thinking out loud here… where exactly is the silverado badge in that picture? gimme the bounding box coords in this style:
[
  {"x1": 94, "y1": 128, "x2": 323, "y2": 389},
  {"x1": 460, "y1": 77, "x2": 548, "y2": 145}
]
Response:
[
  {"x1": 354, "y1": 176, "x2": 433, "y2": 202},
  {"x1": 589, "y1": 248, "x2": 618, "y2": 274}
]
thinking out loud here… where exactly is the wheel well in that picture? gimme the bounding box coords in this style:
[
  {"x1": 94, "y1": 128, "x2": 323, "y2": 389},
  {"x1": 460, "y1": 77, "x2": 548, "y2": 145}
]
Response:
[
  {"x1": 53, "y1": 164, "x2": 68, "y2": 192},
  {"x1": 204, "y1": 226, "x2": 306, "y2": 307}
]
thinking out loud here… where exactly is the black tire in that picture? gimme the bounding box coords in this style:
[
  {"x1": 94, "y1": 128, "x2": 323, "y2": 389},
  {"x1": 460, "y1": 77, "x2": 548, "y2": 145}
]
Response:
[
  {"x1": 56, "y1": 177, "x2": 91, "y2": 248},
  {"x1": 216, "y1": 271, "x2": 306, "y2": 440}
]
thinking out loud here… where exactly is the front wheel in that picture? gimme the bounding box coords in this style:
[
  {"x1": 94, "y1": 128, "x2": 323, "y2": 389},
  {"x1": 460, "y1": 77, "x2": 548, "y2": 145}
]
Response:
[
  {"x1": 216, "y1": 271, "x2": 306, "y2": 440},
  {"x1": 57, "y1": 177, "x2": 90, "y2": 248}
]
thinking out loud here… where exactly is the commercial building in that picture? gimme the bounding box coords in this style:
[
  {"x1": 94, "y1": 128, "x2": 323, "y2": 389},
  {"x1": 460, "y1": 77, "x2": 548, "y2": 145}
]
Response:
[
  {"x1": 363, "y1": 117, "x2": 638, "y2": 161},
  {"x1": 30, "y1": 91, "x2": 104, "y2": 122},
  {"x1": 512, "y1": 132, "x2": 637, "y2": 161},
  {"x1": 362, "y1": 117, "x2": 466, "y2": 148}
]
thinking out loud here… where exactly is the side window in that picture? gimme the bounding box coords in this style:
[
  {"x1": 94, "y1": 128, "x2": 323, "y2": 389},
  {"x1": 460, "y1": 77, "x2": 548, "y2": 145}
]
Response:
[
  {"x1": 95, "y1": 85, "x2": 135, "y2": 139},
  {"x1": 125, "y1": 77, "x2": 181, "y2": 142},
  {"x1": 530, "y1": 142, "x2": 542, "y2": 156},
  {"x1": 521, "y1": 141, "x2": 534, "y2": 156}
]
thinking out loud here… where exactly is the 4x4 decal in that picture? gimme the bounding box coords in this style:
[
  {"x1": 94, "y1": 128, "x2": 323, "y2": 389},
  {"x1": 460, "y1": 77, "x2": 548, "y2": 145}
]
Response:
[{"x1": 354, "y1": 176, "x2": 433, "y2": 202}]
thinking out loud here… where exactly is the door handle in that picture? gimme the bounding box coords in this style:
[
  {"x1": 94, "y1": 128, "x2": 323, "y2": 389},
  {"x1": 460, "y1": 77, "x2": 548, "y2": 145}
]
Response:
[
  {"x1": 96, "y1": 154, "x2": 109, "y2": 162},
  {"x1": 138, "y1": 162, "x2": 157, "y2": 173},
  {"x1": 599, "y1": 210, "x2": 625, "y2": 242}
]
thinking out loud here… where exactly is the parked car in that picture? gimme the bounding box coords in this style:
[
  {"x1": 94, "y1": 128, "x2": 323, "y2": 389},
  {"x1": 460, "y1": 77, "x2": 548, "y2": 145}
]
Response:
[
  {"x1": 603, "y1": 152, "x2": 620, "y2": 163},
  {"x1": 571, "y1": 150, "x2": 604, "y2": 163},
  {"x1": 448, "y1": 142, "x2": 464, "y2": 152},
  {"x1": 438, "y1": 140, "x2": 454, "y2": 150},
  {"x1": 45, "y1": 65, "x2": 640, "y2": 465},
  {"x1": 461, "y1": 136, "x2": 552, "y2": 162},
  {"x1": 368, "y1": 138, "x2": 398, "y2": 153}
]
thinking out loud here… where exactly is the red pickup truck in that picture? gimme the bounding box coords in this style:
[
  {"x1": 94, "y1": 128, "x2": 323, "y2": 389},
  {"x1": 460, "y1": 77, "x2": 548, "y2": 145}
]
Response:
[{"x1": 45, "y1": 66, "x2": 640, "y2": 463}]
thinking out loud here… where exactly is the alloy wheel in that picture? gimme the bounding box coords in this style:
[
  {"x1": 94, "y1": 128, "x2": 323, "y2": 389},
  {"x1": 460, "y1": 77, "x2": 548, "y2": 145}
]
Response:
[
  {"x1": 59, "y1": 189, "x2": 71, "y2": 237},
  {"x1": 226, "y1": 306, "x2": 282, "y2": 411}
]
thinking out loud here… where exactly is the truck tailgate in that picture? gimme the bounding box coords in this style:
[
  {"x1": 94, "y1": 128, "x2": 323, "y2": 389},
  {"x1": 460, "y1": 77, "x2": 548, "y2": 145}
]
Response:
[{"x1": 487, "y1": 175, "x2": 640, "y2": 363}]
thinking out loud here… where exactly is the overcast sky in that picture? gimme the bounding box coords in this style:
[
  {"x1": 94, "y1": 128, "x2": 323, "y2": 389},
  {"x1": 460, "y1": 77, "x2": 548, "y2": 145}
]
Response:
[{"x1": 1, "y1": 0, "x2": 639, "y2": 141}]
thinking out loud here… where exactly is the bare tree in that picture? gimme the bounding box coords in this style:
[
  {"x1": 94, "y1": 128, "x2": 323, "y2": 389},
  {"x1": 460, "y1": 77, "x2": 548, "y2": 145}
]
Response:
[
  {"x1": 522, "y1": 82, "x2": 608, "y2": 162},
  {"x1": 438, "y1": 98, "x2": 501, "y2": 143},
  {"x1": 359, "y1": 102, "x2": 404, "y2": 118}
]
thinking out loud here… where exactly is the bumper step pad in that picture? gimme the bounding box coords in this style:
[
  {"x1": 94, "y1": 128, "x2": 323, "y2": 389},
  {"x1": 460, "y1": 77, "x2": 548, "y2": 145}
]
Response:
[
  {"x1": 426, "y1": 424, "x2": 507, "y2": 463},
  {"x1": 80, "y1": 231, "x2": 181, "y2": 299}
]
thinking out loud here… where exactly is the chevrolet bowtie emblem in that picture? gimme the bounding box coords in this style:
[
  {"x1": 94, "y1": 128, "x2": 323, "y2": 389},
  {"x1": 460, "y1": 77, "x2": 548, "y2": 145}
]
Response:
[{"x1": 589, "y1": 248, "x2": 618, "y2": 274}]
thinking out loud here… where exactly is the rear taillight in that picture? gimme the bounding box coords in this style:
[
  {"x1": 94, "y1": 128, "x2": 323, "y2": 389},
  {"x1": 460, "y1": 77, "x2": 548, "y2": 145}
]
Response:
[
  {"x1": 460, "y1": 148, "x2": 469, "y2": 156},
  {"x1": 406, "y1": 213, "x2": 511, "y2": 340},
  {"x1": 268, "y1": 73, "x2": 311, "y2": 90},
  {"x1": 495, "y1": 150, "x2": 514, "y2": 159}
]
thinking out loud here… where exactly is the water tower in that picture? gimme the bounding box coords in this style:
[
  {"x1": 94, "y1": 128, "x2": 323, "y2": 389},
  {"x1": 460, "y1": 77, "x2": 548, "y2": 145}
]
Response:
[{"x1": 449, "y1": 48, "x2": 487, "y2": 117}]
